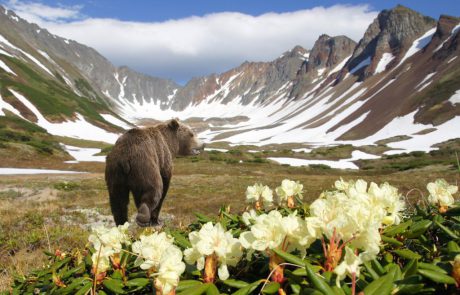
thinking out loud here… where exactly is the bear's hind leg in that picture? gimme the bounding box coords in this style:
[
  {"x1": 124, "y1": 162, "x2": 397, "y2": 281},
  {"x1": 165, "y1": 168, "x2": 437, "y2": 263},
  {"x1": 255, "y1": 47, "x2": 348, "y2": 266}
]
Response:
[
  {"x1": 109, "y1": 184, "x2": 130, "y2": 225},
  {"x1": 133, "y1": 185, "x2": 163, "y2": 227},
  {"x1": 150, "y1": 173, "x2": 171, "y2": 225}
]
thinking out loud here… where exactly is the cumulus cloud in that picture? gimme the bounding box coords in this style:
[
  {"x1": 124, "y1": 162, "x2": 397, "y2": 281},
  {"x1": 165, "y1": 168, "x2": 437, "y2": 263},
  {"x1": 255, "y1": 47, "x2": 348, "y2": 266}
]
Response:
[
  {"x1": 4, "y1": 0, "x2": 82, "y2": 23},
  {"x1": 3, "y1": 1, "x2": 378, "y2": 83}
]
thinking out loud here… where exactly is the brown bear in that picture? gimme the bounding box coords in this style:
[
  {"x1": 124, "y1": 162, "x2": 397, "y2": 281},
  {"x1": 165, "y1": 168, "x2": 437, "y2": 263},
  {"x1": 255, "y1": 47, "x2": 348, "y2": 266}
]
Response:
[{"x1": 105, "y1": 119, "x2": 204, "y2": 226}]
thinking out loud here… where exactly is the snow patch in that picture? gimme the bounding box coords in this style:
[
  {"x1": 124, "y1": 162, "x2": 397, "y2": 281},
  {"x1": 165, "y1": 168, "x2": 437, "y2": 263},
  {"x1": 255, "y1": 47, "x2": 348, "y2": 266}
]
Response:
[
  {"x1": 205, "y1": 148, "x2": 228, "y2": 152},
  {"x1": 329, "y1": 55, "x2": 351, "y2": 75},
  {"x1": 0, "y1": 168, "x2": 84, "y2": 175},
  {"x1": 268, "y1": 157, "x2": 359, "y2": 170},
  {"x1": 447, "y1": 56, "x2": 458, "y2": 64},
  {"x1": 10, "y1": 89, "x2": 120, "y2": 143},
  {"x1": 448, "y1": 90, "x2": 460, "y2": 105},
  {"x1": 0, "y1": 93, "x2": 23, "y2": 117},
  {"x1": 0, "y1": 33, "x2": 53, "y2": 76},
  {"x1": 0, "y1": 59, "x2": 16, "y2": 75},
  {"x1": 292, "y1": 148, "x2": 312, "y2": 153},
  {"x1": 317, "y1": 68, "x2": 326, "y2": 76},
  {"x1": 387, "y1": 116, "x2": 460, "y2": 152},
  {"x1": 101, "y1": 114, "x2": 132, "y2": 129},
  {"x1": 398, "y1": 27, "x2": 436, "y2": 67},
  {"x1": 415, "y1": 72, "x2": 436, "y2": 92},
  {"x1": 434, "y1": 23, "x2": 460, "y2": 52},
  {"x1": 0, "y1": 48, "x2": 13, "y2": 57},
  {"x1": 63, "y1": 145, "x2": 105, "y2": 163},
  {"x1": 374, "y1": 53, "x2": 394, "y2": 74}
]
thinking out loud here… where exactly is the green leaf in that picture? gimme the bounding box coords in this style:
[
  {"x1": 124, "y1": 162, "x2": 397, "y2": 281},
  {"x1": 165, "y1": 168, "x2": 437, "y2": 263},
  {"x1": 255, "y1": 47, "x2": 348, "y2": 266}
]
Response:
[
  {"x1": 362, "y1": 272, "x2": 394, "y2": 295},
  {"x1": 418, "y1": 262, "x2": 447, "y2": 274},
  {"x1": 447, "y1": 241, "x2": 460, "y2": 253},
  {"x1": 178, "y1": 283, "x2": 210, "y2": 295},
  {"x1": 261, "y1": 282, "x2": 280, "y2": 294},
  {"x1": 384, "y1": 220, "x2": 412, "y2": 237},
  {"x1": 54, "y1": 277, "x2": 88, "y2": 295},
  {"x1": 395, "y1": 283, "x2": 424, "y2": 294},
  {"x1": 393, "y1": 249, "x2": 421, "y2": 260},
  {"x1": 402, "y1": 259, "x2": 418, "y2": 277},
  {"x1": 292, "y1": 266, "x2": 322, "y2": 277},
  {"x1": 370, "y1": 259, "x2": 385, "y2": 276},
  {"x1": 364, "y1": 261, "x2": 380, "y2": 280},
  {"x1": 443, "y1": 206, "x2": 460, "y2": 216},
  {"x1": 51, "y1": 257, "x2": 72, "y2": 271},
  {"x1": 272, "y1": 248, "x2": 305, "y2": 267},
  {"x1": 222, "y1": 279, "x2": 249, "y2": 288},
  {"x1": 405, "y1": 220, "x2": 432, "y2": 238},
  {"x1": 305, "y1": 262, "x2": 335, "y2": 295},
  {"x1": 74, "y1": 281, "x2": 92, "y2": 295},
  {"x1": 434, "y1": 221, "x2": 459, "y2": 239},
  {"x1": 170, "y1": 231, "x2": 192, "y2": 249},
  {"x1": 125, "y1": 278, "x2": 150, "y2": 288},
  {"x1": 127, "y1": 271, "x2": 147, "y2": 279},
  {"x1": 176, "y1": 280, "x2": 203, "y2": 292},
  {"x1": 206, "y1": 283, "x2": 220, "y2": 295},
  {"x1": 299, "y1": 288, "x2": 323, "y2": 295},
  {"x1": 417, "y1": 269, "x2": 456, "y2": 284},
  {"x1": 61, "y1": 263, "x2": 85, "y2": 280},
  {"x1": 111, "y1": 269, "x2": 124, "y2": 280},
  {"x1": 290, "y1": 284, "x2": 301, "y2": 294},
  {"x1": 222, "y1": 211, "x2": 239, "y2": 223},
  {"x1": 381, "y1": 235, "x2": 403, "y2": 247},
  {"x1": 103, "y1": 279, "x2": 126, "y2": 294},
  {"x1": 332, "y1": 286, "x2": 346, "y2": 295},
  {"x1": 231, "y1": 280, "x2": 263, "y2": 295},
  {"x1": 195, "y1": 213, "x2": 214, "y2": 223}
]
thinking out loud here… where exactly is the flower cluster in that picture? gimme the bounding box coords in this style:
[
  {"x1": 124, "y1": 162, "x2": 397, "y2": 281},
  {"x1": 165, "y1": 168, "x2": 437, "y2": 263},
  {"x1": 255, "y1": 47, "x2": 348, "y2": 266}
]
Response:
[
  {"x1": 83, "y1": 178, "x2": 457, "y2": 294},
  {"x1": 88, "y1": 222, "x2": 131, "y2": 273},
  {"x1": 427, "y1": 179, "x2": 458, "y2": 211},
  {"x1": 275, "y1": 179, "x2": 304, "y2": 207},
  {"x1": 308, "y1": 179, "x2": 406, "y2": 263},
  {"x1": 245, "y1": 183, "x2": 273, "y2": 209},
  {"x1": 184, "y1": 222, "x2": 243, "y2": 282},
  {"x1": 240, "y1": 210, "x2": 318, "y2": 255},
  {"x1": 132, "y1": 232, "x2": 185, "y2": 294}
]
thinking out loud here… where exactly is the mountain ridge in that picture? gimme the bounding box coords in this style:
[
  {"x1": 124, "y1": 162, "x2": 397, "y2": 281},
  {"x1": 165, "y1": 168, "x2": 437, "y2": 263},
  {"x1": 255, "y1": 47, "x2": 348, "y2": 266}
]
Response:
[{"x1": 0, "y1": 4, "x2": 459, "y2": 157}]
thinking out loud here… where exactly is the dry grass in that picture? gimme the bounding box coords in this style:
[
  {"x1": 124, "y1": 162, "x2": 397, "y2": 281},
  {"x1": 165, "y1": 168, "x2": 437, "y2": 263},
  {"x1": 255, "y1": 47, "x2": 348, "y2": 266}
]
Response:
[{"x1": 0, "y1": 158, "x2": 459, "y2": 292}]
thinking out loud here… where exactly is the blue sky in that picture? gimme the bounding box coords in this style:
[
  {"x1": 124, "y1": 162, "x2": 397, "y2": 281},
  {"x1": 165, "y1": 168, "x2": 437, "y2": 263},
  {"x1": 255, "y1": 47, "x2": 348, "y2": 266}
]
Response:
[
  {"x1": 2, "y1": 1, "x2": 459, "y2": 83},
  {"x1": 18, "y1": 0, "x2": 459, "y2": 21}
]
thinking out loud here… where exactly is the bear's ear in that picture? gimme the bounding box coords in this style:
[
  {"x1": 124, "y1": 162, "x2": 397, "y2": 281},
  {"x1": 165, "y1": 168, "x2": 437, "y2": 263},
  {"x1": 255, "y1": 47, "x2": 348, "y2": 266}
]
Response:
[{"x1": 168, "y1": 118, "x2": 179, "y2": 130}]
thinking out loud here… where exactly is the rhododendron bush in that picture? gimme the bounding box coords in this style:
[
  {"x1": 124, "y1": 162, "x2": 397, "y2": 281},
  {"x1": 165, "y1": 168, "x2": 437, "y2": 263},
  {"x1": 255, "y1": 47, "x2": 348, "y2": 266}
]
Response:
[{"x1": 10, "y1": 178, "x2": 460, "y2": 294}]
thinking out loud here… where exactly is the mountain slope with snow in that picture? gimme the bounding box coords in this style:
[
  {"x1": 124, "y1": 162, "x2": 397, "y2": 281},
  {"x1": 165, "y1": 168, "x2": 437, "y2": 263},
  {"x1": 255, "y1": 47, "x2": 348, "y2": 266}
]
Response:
[{"x1": 0, "y1": 4, "x2": 459, "y2": 160}]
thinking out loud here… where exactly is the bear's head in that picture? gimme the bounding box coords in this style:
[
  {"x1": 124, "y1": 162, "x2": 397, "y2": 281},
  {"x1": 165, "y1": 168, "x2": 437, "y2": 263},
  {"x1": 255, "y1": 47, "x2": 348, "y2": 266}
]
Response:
[{"x1": 168, "y1": 119, "x2": 205, "y2": 156}]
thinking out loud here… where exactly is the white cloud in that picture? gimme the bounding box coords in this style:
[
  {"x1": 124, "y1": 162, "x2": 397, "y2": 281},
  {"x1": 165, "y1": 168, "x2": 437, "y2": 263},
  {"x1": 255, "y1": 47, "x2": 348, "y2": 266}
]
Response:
[
  {"x1": 4, "y1": 0, "x2": 82, "y2": 23},
  {"x1": 3, "y1": 1, "x2": 378, "y2": 82}
]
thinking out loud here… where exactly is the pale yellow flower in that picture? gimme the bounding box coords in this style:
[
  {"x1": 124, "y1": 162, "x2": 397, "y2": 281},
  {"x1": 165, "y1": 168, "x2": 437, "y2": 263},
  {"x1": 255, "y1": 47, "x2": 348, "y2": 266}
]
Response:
[
  {"x1": 132, "y1": 232, "x2": 175, "y2": 271},
  {"x1": 275, "y1": 179, "x2": 303, "y2": 206},
  {"x1": 334, "y1": 247, "x2": 362, "y2": 286},
  {"x1": 246, "y1": 183, "x2": 273, "y2": 208},
  {"x1": 154, "y1": 247, "x2": 185, "y2": 295},
  {"x1": 427, "y1": 179, "x2": 458, "y2": 208},
  {"x1": 184, "y1": 222, "x2": 242, "y2": 281}
]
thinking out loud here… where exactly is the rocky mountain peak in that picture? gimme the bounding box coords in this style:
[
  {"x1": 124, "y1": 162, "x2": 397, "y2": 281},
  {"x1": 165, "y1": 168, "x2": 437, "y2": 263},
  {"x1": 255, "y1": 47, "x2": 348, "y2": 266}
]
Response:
[
  {"x1": 307, "y1": 34, "x2": 356, "y2": 71},
  {"x1": 338, "y1": 5, "x2": 436, "y2": 81},
  {"x1": 433, "y1": 15, "x2": 460, "y2": 39}
]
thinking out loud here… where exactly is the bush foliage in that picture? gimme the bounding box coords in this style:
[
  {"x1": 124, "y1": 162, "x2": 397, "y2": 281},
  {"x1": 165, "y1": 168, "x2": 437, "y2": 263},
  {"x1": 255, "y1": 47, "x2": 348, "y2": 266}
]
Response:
[{"x1": 8, "y1": 178, "x2": 460, "y2": 295}]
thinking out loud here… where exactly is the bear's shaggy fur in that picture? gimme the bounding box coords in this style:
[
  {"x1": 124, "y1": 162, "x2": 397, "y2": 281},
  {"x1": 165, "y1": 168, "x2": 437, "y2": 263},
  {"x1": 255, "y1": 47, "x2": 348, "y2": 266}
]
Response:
[{"x1": 105, "y1": 119, "x2": 204, "y2": 226}]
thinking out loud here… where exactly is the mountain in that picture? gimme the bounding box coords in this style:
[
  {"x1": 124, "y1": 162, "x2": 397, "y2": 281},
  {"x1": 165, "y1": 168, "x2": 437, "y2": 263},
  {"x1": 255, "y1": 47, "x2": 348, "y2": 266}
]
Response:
[{"x1": 0, "y1": 4, "x2": 459, "y2": 160}]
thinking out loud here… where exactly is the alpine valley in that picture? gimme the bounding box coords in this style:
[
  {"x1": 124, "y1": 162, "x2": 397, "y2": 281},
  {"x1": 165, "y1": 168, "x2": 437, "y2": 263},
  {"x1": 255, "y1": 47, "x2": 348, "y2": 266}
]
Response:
[{"x1": 1, "y1": 4, "x2": 460, "y2": 169}]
